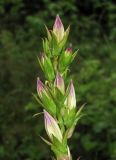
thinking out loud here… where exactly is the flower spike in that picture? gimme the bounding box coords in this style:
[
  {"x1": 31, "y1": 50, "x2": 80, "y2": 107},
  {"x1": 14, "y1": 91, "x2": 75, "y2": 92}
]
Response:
[{"x1": 36, "y1": 15, "x2": 83, "y2": 160}]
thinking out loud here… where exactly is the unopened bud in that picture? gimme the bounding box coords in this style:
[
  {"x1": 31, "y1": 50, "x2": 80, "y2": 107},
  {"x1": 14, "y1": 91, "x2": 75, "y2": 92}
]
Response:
[
  {"x1": 44, "y1": 110, "x2": 62, "y2": 142},
  {"x1": 65, "y1": 80, "x2": 76, "y2": 110},
  {"x1": 54, "y1": 73, "x2": 65, "y2": 94},
  {"x1": 53, "y1": 15, "x2": 64, "y2": 42}
]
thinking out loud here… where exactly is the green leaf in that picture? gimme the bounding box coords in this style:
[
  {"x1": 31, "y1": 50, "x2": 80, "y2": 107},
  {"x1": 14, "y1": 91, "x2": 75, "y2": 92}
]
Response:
[
  {"x1": 71, "y1": 49, "x2": 79, "y2": 62},
  {"x1": 42, "y1": 38, "x2": 51, "y2": 56},
  {"x1": 50, "y1": 87, "x2": 66, "y2": 109},
  {"x1": 42, "y1": 91, "x2": 56, "y2": 115},
  {"x1": 38, "y1": 56, "x2": 44, "y2": 70},
  {"x1": 32, "y1": 93, "x2": 45, "y2": 108},
  {"x1": 50, "y1": 32, "x2": 59, "y2": 56},
  {"x1": 42, "y1": 56, "x2": 55, "y2": 81},
  {"x1": 59, "y1": 51, "x2": 72, "y2": 73},
  {"x1": 76, "y1": 103, "x2": 85, "y2": 118},
  {"x1": 40, "y1": 136, "x2": 52, "y2": 146},
  {"x1": 33, "y1": 112, "x2": 43, "y2": 117},
  {"x1": 63, "y1": 108, "x2": 76, "y2": 128}
]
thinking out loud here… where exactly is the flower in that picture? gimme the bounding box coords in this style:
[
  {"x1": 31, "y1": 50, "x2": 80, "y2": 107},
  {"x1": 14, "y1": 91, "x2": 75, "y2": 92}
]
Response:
[
  {"x1": 53, "y1": 15, "x2": 64, "y2": 42},
  {"x1": 44, "y1": 110, "x2": 63, "y2": 142},
  {"x1": 54, "y1": 73, "x2": 65, "y2": 94}
]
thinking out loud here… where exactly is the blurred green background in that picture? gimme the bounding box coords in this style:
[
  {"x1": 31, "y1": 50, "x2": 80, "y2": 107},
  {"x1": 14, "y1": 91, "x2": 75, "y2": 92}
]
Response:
[{"x1": 0, "y1": 0, "x2": 116, "y2": 159}]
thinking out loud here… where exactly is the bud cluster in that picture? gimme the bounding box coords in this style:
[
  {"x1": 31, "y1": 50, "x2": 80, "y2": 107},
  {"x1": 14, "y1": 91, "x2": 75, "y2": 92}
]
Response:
[{"x1": 36, "y1": 15, "x2": 83, "y2": 160}]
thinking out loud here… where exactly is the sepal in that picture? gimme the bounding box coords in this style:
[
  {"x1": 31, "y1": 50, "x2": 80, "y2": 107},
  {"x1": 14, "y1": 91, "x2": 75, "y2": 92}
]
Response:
[
  {"x1": 39, "y1": 54, "x2": 55, "y2": 81},
  {"x1": 42, "y1": 38, "x2": 51, "y2": 56},
  {"x1": 65, "y1": 104, "x2": 85, "y2": 138},
  {"x1": 58, "y1": 47, "x2": 78, "y2": 73},
  {"x1": 59, "y1": 26, "x2": 70, "y2": 49},
  {"x1": 50, "y1": 86, "x2": 67, "y2": 111},
  {"x1": 37, "y1": 79, "x2": 56, "y2": 115},
  {"x1": 58, "y1": 46, "x2": 72, "y2": 73},
  {"x1": 63, "y1": 108, "x2": 76, "y2": 128}
]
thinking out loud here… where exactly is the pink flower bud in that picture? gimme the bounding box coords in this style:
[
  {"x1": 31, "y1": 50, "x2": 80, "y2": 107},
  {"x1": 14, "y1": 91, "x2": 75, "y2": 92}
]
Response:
[
  {"x1": 44, "y1": 110, "x2": 62, "y2": 142},
  {"x1": 64, "y1": 47, "x2": 72, "y2": 58},
  {"x1": 54, "y1": 15, "x2": 63, "y2": 29},
  {"x1": 54, "y1": 73, "x2": 65, "y2": 94},
  {"x1": 53, "y1": 15, "x2": 64, "y2": 42},
  {"x1": 66, "y1": 47, "x2": 72, "y2": 53},
  {"x1": 37, "y1": 78, "x2": 44, "y2": 97},
  {"x1": 66, "y1": 80, "x2": 76, "y2": 110}
]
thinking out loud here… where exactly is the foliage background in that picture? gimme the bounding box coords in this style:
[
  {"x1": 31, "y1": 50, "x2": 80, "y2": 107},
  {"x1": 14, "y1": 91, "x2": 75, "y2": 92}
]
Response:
[{"x1": 0, "y1": 0, "x2": 116, "y2": 160}]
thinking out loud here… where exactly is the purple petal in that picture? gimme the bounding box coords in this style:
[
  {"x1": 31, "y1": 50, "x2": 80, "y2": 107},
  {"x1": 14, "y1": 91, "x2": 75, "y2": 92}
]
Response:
[
  {"x1": 37, "y1": 78, "x2": 44, "y2": 93},
  {"x1": 66, "y1": 47, "x2": 72, "y2": 53},
  {"x1": 44, "y1": 110, "x2": 52, "y2": 125},
  {"x1": 53, "y1": 15, "x2": 63, "y2": 29},
  {"x1": 54, "y1": 73, "x2": 65, "y2": 94},
  {"x1": 69, "y1": 80, "x2": 75, "y2": 96}
]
